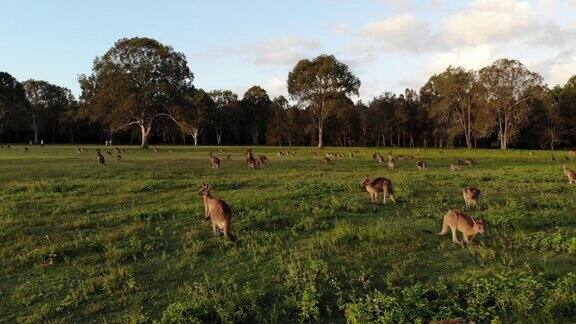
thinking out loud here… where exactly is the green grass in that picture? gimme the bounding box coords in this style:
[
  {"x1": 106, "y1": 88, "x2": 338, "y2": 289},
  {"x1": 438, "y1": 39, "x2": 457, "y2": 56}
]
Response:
[{"x1": 1, "y1": 145, "x2": 575, "y2": 322}]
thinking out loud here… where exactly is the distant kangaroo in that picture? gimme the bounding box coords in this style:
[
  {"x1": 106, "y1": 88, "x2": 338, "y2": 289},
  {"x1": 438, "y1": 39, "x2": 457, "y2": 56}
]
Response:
[
  {"x1": 96, "y1": 149, "x2": 106, "y2": 166},
  {"x1": 208, "y1": 153, "x2": 221, "y2": 171},
  {"x1": 373, "y1": 152, "x2": 384, "y2": 164},
  {"x1": 198, "y1": 184, "x2": 235, "y2": 241},
  {"x1": 362, "y1": 177, "x2": 396, "y2": 204},
  {"x1": 563, "y1": 165, "x2": 576, "y2": 184},
  {"x1": 439, "y1": 209, "x2": 485, "y2": 244},
  {"x1": 464, "y1": 157, "x2": 475, "y2": 166},
  {"x1": 320, "y1": 157, "x2": 331, "y2": 165},
  {"x1": 463, "y1": 187, "x2": 480, "y2": 208},
  {"x1": 449, "y1": 164, "x2": 461, "y2": 172},
  {"x1": 245, "y1": 148, "x2": 257, "y2": 170},
  {"x1": 258, "y1": 155, "x2": 269, "y2": 165},
  {"x1": 416, "y1": 160, "x2": 427, "y2": 170},
  {"x1": 388, "y1": 158, "x2": 396, "y2": 170},
  {"x1": 225, "y1": 154, "x2": 232, "y2": 161}
]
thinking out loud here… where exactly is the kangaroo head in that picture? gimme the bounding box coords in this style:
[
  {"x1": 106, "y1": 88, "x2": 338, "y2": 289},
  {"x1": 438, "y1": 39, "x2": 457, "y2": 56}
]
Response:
[
  {"x1": 198, "y1": 183, "x2": 212, "y2": 196},
  {"x1": 361, "y1": 177, "x2": 371, "y2": 187},
  {"x1": 472, "y1": 218, "x2": 485, "y2": 234}
]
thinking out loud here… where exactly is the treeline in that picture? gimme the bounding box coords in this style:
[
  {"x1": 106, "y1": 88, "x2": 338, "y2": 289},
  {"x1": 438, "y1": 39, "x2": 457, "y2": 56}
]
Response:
[{"x1": 1, "y1": 37, "x2": 575, "y2": 149}]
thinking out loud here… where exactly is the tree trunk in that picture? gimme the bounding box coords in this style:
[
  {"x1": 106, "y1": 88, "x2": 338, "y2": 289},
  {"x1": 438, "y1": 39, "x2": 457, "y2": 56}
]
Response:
[
  {"x1": 317, "y1": 122, "x2": 324, "y2": 148},
  {"x1": 216, "y1": 131, "x2": 222, "y2": 145},
  {"x1": 32, "y1": 114, "x2": 39, "y2": 144},
  {"x1": 140, "y1": 124, "x2": 150, "y2": 148}
]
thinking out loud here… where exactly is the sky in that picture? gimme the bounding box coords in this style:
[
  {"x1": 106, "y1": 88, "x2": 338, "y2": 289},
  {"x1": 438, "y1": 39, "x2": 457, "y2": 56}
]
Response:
[{"x1": 1, "y1": 0, "x2": 575, "y2": 102}]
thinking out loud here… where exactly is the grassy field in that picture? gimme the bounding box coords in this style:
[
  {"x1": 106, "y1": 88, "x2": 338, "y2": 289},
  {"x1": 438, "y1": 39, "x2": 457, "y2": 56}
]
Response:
[{"x1": 1, "y1": 145, "x2": 575, "y2": 323}]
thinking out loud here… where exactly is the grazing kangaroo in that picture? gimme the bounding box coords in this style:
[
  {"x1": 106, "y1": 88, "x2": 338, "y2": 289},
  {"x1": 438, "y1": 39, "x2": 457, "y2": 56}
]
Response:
[
  {"x1": 439, "y1": 209, "x2": 485, "y2": 244},
  {"x1": 245, "y1": 148, "x2": 257, "y2": 170},
  {"x1": 449, "y1": 164, "x2": 461, "y2": 172},
  {"x1": 388, "y1": 158, "x2": 396, "y2": 170},
  {"x1": 373, "y1": 152, "x2": 384, "y2": 164},
  {"x1": 225, "y1": 155, "x2": 232, "y2": 161},
  {"x1": 387, "y1": 151, "x2": 394, "y2": 161},
  {"x1": 198, "y1": 184, "x2": 235, "y2": 241},
  {"x1": 563, "y1": 165, "x2": 576, "y2": 184},
  {"x1": 464, "y1": 157, "x2": 475, "y2": 166},
  {"x1": 362, "y1": 177, "x2": 396, "y2": 204},
  {"x1": 463, "y1": 187, "x2": 480, "y2": 208},
  {"x1": 416, "y1": 160, "x2": 427, "y2": 170},
  {"x1": 116, "y1": 154, "x2": 122, "y2": 162},
  {"x1": 258, "y1": 155, "x2": 269, "y2": 165},
  {"x1": 320, "y1": 157, "x2": 331, "y2": 165},
  {"x1": 208, "y1": 153, "x2": 221, "y2": 171},
  {"x1": 96, "y1": 149, "x2": 106, "y2": 166}
]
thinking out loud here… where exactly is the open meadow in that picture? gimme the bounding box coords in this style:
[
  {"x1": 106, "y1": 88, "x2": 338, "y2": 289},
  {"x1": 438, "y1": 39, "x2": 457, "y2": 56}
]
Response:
[{"x1": 1, "y1": 145, "x2": 576, "y2": 322}]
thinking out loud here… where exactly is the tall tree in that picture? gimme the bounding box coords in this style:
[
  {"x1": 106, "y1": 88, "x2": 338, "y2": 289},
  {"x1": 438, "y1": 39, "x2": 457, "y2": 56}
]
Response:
[
  {"x1": 478, "y1": 59, "x2": 543, "y2": 150},
  {"x1": 266, "y1": 96, "x2": 289, "y2": 146},
  {"x1": 170, "y1": 89, "x2": 214, "y2": 146},
  {"x1": 0, "y1": 72, "x2": 27, "y2": 138},
  {"x1": 78, "y1": 37, "x2": 193, "y2": 147},
  {"x1": 240, "y1": 86, "x2": 271, "y2": 145},
  {"x1": 287, "y1": 54, "x2": 360, "y2": 148},
  {"x1": 23, "y1": 80, "x2": 72, "y2": 144},
  {"x1": 424, "y1": 67, "x2": 483, "y2": 148},
  {"x1": 209, "y1": 90, "x2": 239, "y2": 145}
]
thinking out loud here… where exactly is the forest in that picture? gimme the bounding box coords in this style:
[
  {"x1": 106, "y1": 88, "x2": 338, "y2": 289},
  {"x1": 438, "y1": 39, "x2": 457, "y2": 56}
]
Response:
[{"x1": 1, "y1": 37, "x2": 575, "y2": 150}]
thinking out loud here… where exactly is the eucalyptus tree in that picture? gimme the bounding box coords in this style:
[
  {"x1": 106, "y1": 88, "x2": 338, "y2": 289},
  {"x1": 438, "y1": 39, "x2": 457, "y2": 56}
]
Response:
[
  {"x1": 78, "y1": 37, "x2": 193, "y2": 147},
  {"x1": 478, "y1": 59, "x2": 543, "y2": 150},
  {"x1": 240, "y1": 86, "x2": 271, "y2": 145},
  {"x1": 23, "y1": 80, "x2": 72, "y2": 144},
  {"x1": 288, "y1": 54, "x2": 360, "y2": 148},
  {"x1": 0, "y1": 72, "x2": 27, "y2": 138},
  {"x1": 209, "y1": 90, "x2": 239, "y2": 145}
]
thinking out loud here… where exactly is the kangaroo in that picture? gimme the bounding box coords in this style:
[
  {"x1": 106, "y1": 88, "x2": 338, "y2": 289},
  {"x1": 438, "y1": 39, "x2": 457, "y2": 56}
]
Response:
[
  {"x1": 373, "y1": 152, "x2": 384, "y2": 164},
  {"x1": 198, "y1": 184, "x2": 235, "y2": 241},
  {"x1": 208, "y1": 153, "x2": 221, "y2": 171},
  {"x1": 362, "y1": 177, "x2": 396, "y2": 204},
  {"x1": 96, "y1": 149, "x2": 106, "y2": 166},
  {"x1": 225, "y1": 154, "x2": 232, "y2": 161},
  {"x1": 245, "y1": 148, "x2": 257, "y2": 170},
  {"x1": 387, "y1": 151, "x2": 394, "y2": 162},
  {"x1": 464, "y1": 157, "x2": 475, "y2": 166},
  {"x1": 388, "y1": 158, "x2": 396, "y2": 170},
  {"x1": 416, "y1": 160, "x2": 427, "y2": 170},
  {"x1": 463, "y1": 187, "x2": 480, "y2": 208},
  {"x1": 439, "y1": 209, "x2": 485, "y2": 244},
  {"x1": 551, "y1": 154, "x2": 556, "y2": 162},
  {"x1": 277, "y1": 152, "x2": 284, "y2": 157},
  {"x1": 258, "y1": 155, "x2": 269, "y2": 165},
  {"x1": 563, "y1": 165, "x2": 576, "y2": 184},
  {"x1": 116, "y1": 154, "x2": 122, "y2": 162},
  {"x1": 320, "y1": 157, "x2": 331, "y2": 165},
  {"x1": 449, "y1": 164, "x2": 461, "y2": 172}
]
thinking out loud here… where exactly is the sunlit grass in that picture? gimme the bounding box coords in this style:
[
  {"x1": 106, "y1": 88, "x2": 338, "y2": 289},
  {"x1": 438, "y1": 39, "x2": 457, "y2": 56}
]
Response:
[{"x1": 1, "y1": 145, "x2": 575, "y2": 322}]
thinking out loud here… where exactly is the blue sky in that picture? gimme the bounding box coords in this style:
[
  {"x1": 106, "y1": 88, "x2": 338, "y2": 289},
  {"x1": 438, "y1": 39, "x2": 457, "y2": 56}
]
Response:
[{"x1": 1, "y1": 0, "x2": 575, "y2": 101}]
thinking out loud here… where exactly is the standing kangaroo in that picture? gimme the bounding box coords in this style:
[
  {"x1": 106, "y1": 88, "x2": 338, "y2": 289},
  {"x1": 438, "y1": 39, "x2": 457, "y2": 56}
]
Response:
[
  {"x1": 96, "y1": 149, "x2": 106, "y2": 166},
  {"x1": 463, "y1": 187, "x2": 480, "y2": 208},
  {"x1": 198, "y1": 184, "x2": 235, "y2": 241},
  {"x1": 416, "y1": 160, "x2": 427, "y2": 170},
  {"x1": 373, "y1": 152, "x2": 384, "y2": 164},
  {"x1": 388, "y1": 158, "x2": 396, "y2": 170},
  {"x1": 245, "y1": 148, "x2": 257, "y2": 170},
  {"x1": 439, "y1": 209, "x2": 485, "y2": 244},
  {"x1": 362, "y1": 177, "x2": 396, "y2": 204},
  {"x1": 563, "y1": 165, "x2": 576, "y2": 184},
  {"x1": 208, "y1": 153, "x2": 221, "y2": 171}
]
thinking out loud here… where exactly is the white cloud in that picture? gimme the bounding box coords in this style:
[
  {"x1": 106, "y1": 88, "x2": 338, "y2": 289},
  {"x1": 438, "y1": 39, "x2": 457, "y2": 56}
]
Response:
[
  {"x1": 533, "y1": 48, "x2": 576, "y2": 86},
  {"x1": 264, "y1": 77, "x2": 288, "y2": 98},
  {"x1": 439, "y1": 0, "x2": 538, "y2": 47},
  {"x1": 361, "y1": 13, "x2": 431, "y2": 52},
  {"x1": 427, "y1": 44, "x2": 496, "y2": 74},
  {"x1": 194, "y1": 36, "x2": 320, "y2": 66}
]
